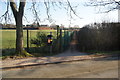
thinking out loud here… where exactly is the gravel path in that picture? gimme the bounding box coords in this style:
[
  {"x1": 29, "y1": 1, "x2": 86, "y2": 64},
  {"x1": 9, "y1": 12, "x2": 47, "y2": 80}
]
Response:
[{"x1": 54, "y1": 49, "x2": 88, "y2": 57}]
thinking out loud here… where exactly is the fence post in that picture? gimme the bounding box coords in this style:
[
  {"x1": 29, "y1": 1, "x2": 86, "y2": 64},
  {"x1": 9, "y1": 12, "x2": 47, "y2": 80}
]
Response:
[
  {"x1": 60, "y1": 29, "x2": 62, "y2": 52},
  {"x1": 62, "y1": 29, "x2": 65, "y2": 51},
  {"x1": 57, "y1": 25, "x2": 59, "y2": 39},
  {"x1": 64, "y1": 30, "x2": 67, "y2": 49},
  {"x1": 27, "y1": 28, "x2": 29, "y2": 52},
  {"x1": 67, "y1": 31, "x2": 69, "y2": 47}
]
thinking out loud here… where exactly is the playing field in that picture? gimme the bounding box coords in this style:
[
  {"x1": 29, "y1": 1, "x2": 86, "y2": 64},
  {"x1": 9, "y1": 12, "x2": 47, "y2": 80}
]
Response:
[{"x1": 1, "y1": 29, "x2": 57, "y2": 49}]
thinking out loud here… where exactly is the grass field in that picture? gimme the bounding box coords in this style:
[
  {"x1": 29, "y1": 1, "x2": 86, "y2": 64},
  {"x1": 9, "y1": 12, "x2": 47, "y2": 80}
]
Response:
[
  {"x1": 1, "y1": 29, "x2": 57, "y2": 49},
  {"x1": 1, "y1": 29, "x2": 71, "y2": 58}
]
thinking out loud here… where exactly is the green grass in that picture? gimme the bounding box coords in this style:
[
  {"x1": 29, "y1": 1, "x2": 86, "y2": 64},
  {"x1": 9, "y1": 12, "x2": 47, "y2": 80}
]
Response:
[
  {"x1": 86, "y1": 50, "x2": 120, "y2": 55},
  {"x1": 1, "y1": 29, "x2": 72, "y2": 59},
  {"x1": 1, "y1": 29, "x2": 57, "y2": 49},
  {"x1": 95, "y1": 51, "x2": 120, "y2": 55}
]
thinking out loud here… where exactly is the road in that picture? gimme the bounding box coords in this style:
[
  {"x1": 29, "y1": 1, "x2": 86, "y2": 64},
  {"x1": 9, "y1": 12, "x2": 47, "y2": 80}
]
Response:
[{"x1": 2, "y1": 59, "x2": 118, "y2": 78}]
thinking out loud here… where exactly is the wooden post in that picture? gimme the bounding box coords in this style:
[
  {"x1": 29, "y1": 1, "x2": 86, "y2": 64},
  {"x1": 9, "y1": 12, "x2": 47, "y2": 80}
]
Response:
[
  {"x1": 57, "y1": 25, "x2": 59, "y2": 39},
  {"x1": 56, "y1": 25, "x2": 59, "y2": 53},
  {"x1": 50, "y1": 32, "x2": 52, "y2": 54},
  {"x1": 27, "y1": 28, "x2": 29, "y2": 52},
  {"x1": 60, "y1": 29, "x2": 62, "y2": 52},
  {"x1": 50, "y1": 45, "x2": 52, "y2": 54}
]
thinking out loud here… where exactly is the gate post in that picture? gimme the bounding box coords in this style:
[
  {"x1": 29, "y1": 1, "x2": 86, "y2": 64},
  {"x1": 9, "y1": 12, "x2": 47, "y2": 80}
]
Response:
[
  {"x1": 57, "y1": 25, "x2": 59, "y2": 39},
  {"x1": 27, "y1": 28, "x2": 29, "y2": 52},
  {"x1": 60, "y1": 29, "x2": 62, "y2": 52}
]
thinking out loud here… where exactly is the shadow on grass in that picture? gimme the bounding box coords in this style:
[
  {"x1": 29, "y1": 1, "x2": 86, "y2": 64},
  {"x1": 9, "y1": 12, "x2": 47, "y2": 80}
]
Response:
[{"x1": 1, "y1": 44, "x2": 67, "y2": 59}]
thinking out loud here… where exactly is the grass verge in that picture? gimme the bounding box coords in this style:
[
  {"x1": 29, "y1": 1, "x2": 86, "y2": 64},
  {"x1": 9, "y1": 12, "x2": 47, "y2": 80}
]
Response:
[{"x1": 86, "y1": 50, "x2": 120, "y2": 56}]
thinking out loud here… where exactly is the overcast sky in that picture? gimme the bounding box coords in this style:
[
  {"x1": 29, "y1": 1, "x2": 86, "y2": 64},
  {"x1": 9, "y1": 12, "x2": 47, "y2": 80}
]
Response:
[{"x1": 0, "y1": 0, "x2": 118, "y2": 28}]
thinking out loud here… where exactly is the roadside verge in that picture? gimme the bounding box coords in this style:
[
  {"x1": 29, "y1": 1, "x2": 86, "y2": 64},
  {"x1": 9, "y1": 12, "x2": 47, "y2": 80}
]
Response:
[{"x1": 1, "y1": 54, "x2": 118, "y2": 70}]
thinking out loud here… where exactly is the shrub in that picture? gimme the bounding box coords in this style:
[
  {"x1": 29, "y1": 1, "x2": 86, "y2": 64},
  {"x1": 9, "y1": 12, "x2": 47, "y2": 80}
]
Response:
[
  {"x1": 77, "y1": 22, "x2": 120, "y2": 52},
  {"x1": 31, "y1": 32, "x2": 47, "y2": 47}
]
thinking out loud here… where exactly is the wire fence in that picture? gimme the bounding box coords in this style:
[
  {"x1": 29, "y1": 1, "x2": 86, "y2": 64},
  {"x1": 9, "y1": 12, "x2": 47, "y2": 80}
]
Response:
[{"x1": 2, "y1": 29, "x2": 73, "y2": 55}]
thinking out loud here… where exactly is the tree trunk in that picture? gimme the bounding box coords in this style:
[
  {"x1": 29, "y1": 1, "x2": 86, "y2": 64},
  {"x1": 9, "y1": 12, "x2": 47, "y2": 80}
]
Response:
[
  {"x1": 10, "y1": 0, "x2": 26, "y2": 55},
  {"x1": 16, "y1": 13, "x2": 24, "y2": 54}
]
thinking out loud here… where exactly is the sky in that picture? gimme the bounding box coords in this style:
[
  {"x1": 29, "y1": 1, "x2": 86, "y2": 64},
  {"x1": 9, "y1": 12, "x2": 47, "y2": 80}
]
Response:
[{"x1": 0, "y1": 0, "x2": 119, "y2": 28}]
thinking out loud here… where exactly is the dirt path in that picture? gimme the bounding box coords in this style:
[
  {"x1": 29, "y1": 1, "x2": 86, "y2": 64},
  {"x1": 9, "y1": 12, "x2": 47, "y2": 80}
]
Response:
[
  {"x1": 54, "y1": 49, "x2": 88, "y2": 57},
  {"x1": 54, "y1": 31, "x2": 88, "y2": 57}
]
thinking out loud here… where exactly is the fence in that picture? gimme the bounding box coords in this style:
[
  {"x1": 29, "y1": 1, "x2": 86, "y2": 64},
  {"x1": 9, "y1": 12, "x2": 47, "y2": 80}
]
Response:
[
  {"x1": 2, "y1": 29, "x2": 73, "y2": 55},
  {"x1": 26, "y1": 29, "x2": 73, "y2": 54}
]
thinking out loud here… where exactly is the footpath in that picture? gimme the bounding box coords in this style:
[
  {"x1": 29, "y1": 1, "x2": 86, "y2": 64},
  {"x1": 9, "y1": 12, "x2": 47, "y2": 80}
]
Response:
[{"x1": 1, "y1": 52, "x2": 112, "y2": 70}]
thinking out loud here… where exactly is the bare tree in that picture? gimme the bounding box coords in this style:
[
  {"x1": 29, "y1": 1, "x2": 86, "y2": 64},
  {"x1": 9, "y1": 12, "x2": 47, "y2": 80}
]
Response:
[
  {"x1": 86, "y1": 0, "x2": 120, "y2": 13},
  {"x1": 1, "y1": 0, "x2": 81, "y2": 56},
  {"x1": 10, "y1": 0, "x2": 26, "y2": 56}
]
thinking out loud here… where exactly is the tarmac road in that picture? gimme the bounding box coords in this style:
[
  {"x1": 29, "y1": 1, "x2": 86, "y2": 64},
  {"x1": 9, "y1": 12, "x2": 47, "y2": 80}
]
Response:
[{"x1": 2, "y1": 59, "x2": 119, "y2": 78}]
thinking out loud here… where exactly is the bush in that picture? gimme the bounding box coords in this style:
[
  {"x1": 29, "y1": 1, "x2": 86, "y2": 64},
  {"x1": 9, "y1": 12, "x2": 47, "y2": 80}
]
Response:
[
  {"x1": 31, "y1": 32, "x2": 47, "y2": 47},
  {"x1": 30, "y1": 32, "x2": 61, "y2": 56},
  {"x1": 77, "y1": 22, "x2": 120, "y2": 52}
]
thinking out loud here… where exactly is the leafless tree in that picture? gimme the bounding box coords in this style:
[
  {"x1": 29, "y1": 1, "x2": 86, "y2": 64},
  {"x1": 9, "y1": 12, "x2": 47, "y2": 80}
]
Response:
[
  {"x1": 9, "y1": 0, "x2": 26, "y2": 56},
  {"x1": 86, "y1": 0, "x2": 120, "y2": 13},
  {"x1": 1, "y1": 0, "x2": 81, "y2": 56}
]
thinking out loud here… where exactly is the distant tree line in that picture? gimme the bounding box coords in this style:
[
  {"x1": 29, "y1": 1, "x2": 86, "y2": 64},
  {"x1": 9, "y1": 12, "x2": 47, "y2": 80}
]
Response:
[
  {"x1": 0, "y1": 23, "x2": 16, "y2": 28},
  {"x1": 77, "y1": 22, "x2": 120, "y2": 52},
  {"x1": 0, "y1": 23, "x2": 62, "y2": 30}
]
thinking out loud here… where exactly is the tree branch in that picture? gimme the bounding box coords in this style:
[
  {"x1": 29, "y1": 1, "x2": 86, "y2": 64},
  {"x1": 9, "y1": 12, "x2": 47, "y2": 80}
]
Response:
[
  {"x1": 86, "y1": 0, "x2": 120, "y2": 13},
  {"x1": 67, "y1": 0, "x2": 82, "y2": 19},
  {"x1": 10, "y1": 0, "x2": 17, "y2": 18},
  {"x1": 31, "y1": 1, "x2": 41, "y2": 23},
  {"x1": 19, "y1": 0, "x2": 26, "y2": 17},
  {"x1": 44, "y1": 1, "x2": 51, "y2": 20},
  {"x1": 0, "y1": 2, "x2": 12, "y2": 24}
]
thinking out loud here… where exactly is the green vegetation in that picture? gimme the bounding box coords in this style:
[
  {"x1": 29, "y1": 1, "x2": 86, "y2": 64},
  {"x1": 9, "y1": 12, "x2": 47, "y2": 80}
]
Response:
[
  {"x1": 94, "y1": 51, "x2": 120, "y2": 55},
  {"x1": 77, "y1": 22, "x2": 120, "y2": 56},
  {"x1": 1, "y1": 29, "x2": 57, "y2": 59},
  {"x1": 31, "y1": 32, "x2": 47, "y2": 47},
  {"x1": 86, "y1": 50, "x2": 120, "y2": 55},
  {"x1": 29, "y1": 30, "x2": 72, "y2": 56},
  {"x1": 1, "y1": 29, "x2": 72, "y2": 59},
  {"x1": 77, "y1": 22, "x2": 120, "y2": 51},
  {"x1": 1, "y1": 30, "x2": 56, "y2": 49}
]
